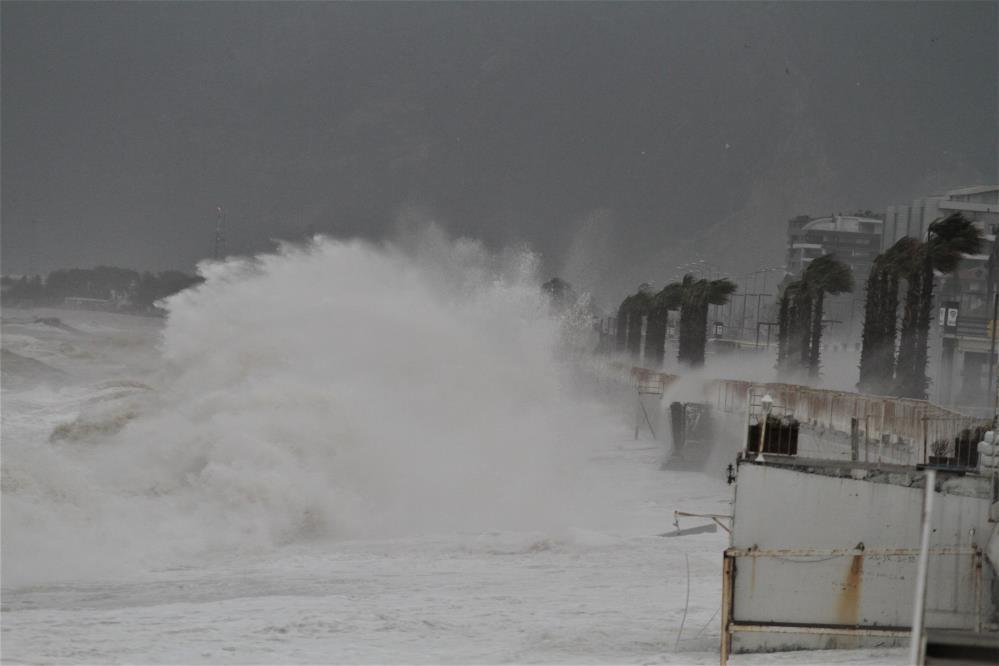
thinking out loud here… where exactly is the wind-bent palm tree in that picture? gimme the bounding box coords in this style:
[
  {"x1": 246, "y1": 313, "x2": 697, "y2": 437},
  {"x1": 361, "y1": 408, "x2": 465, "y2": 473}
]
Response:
[
  {"x1": 776, "y1": 284, "x2": 792, "y2": 370},
  {"x1": 644, "y1": 295, "x2": 669, "y2": 367},
  {"x1": 658, "y1": 274, "x2": 736, "y2": 367},
  {"x1": 858, "y1": 238, "x2": 914, "y2": 394},
  {"x1": 776, "y1": 255, "x2": 852, "y2": 379},
  {"x1": 858, "y1": 255, "x2": 891, "y2": 394},
  {"x1": 802, "y1": 254, "x2": 854, "y2": 378},
  {"x1": 895, "y1": 213, "x2": 981, "y2": 399},
  {"x1": 617, "y1": 284, "x2": 654, "y2": 360},
  {"x1": 776, "y1": 279, "x2": 805, "y2": 378},
  {"x1": 615, "y1": 294, "x2": 633, "y2": 354}
]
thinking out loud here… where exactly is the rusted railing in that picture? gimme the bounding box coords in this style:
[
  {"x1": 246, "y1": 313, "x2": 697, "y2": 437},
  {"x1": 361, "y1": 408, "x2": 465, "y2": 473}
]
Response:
[
  {"x1": 629, "y1": 366, "x2": 679, "y2": 396},
  {"x1": 708, "y1": 379, "x2": 991, "y2": 465},
  {"x1": 709, "y1": 379, "x2": 963, "y2": 444},
  {"x1": 619, "y1": 364, "x2": 991, "y2": 467},
  {"x1": 922, "y1": 416, "x2": 990, "y2": 469}
]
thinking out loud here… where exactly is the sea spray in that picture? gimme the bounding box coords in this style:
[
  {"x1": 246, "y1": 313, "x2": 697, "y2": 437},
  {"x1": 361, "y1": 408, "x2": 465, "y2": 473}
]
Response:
[{"x1": 2, "y1": 228, "x2": 617, "y2": 586}]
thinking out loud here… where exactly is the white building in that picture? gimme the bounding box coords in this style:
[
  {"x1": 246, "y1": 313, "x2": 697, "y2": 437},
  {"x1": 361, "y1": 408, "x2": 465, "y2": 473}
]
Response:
[
  {"x1": 884, "y1": 185, "x2": 999, "y2": 250},
  {"x1": 884, "y1": 186, "x2": 999, "y2": 408}
]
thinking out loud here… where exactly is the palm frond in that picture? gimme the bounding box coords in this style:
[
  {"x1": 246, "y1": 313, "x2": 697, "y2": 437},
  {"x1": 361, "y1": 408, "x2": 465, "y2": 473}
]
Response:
[
  {"x1": 705, "y1": 277, "x2": 737, "y2": 305},
  {"x1": 655, "y1": 282, "x2": 684, "y2": 310},
  {"x1": 804, "y1": 254, "x2": 854, "y2": 296},
  {"x1": 927, "y1": 213, "x2": 982, "y2": 273}
]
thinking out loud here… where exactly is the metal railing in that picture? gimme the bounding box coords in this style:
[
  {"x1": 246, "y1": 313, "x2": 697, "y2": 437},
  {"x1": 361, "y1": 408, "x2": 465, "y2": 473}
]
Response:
[
  {"x1": 709, "y1": 379, "x2": 992, "y2": 467},
  {"x1": 922, "y1": 416, "x2": 991, "y2": 469},
  {"x1": 618, "y1": 364, "x2": 993, "y2": 469}
]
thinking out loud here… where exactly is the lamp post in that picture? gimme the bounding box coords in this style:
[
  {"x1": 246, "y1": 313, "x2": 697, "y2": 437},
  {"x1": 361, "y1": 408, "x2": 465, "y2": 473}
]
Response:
[{"x1": 756, "y1": 393, "x2": 773, "y2": 463}]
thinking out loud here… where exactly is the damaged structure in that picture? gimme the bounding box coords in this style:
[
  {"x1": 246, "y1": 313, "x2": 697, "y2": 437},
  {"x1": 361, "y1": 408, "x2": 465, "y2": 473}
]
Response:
[
  {"x1": 625, "y1": 366, "x2": 999, "y2": 663},
  {"x1": 720, "y1": 387, "x2": 999, "y2": 664},
  {"x1": 722, "y1": 458, "x2": 997, "y2": 661}
]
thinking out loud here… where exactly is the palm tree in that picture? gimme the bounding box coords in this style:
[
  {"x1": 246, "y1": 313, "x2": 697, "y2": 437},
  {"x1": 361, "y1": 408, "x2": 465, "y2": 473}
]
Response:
[
  {"x1": 652, "y1": 281, "x2": 685, "y2": 365},
  {"x1": 802, "y1": 254, "x2": 854, "y2": 378},
  {"x1": 895, "y1": 213, "x2": 981, "y2": 399},
  {"x1": 858, "y1": 238, "x2": 913, "y2": 394},
  {"x1": 617, "y1": 284, "x2": 654, "y2": 360},
  {"x1": 776, "y1": 279, "x2": 804, "y2": 378},
  {"x1": 658, "y1": 274, "x2": 736, "y2": 367},
  {"x1": 891, "y1": 238, "x2": 929, "y2": 398},
  {"x1": 776, "y1": 284, "x2": 791, "y2": 369},
  {"x1": 858, "y1": 255, "x2": 890, "y2": 393},
  {"x1": 615, "y1": 295, "x2": 631, "y2": 353},
  {"x1": 644, "y1": 295, "x2": 670, "y2": 367}
]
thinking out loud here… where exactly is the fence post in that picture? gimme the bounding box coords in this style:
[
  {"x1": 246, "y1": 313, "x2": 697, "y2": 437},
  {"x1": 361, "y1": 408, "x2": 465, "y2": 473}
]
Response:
[
  {"x1": 864, "y1": 415, "x2": 870, "y2": 462},
  {"x1": 720, "y1": 552, "x2": 733, "y2": 666},
  {"x1": 850, "y1": 417, "x2": 860, "y2": 462},
  {"x1": 922, "y1": 416, "x2": 929, "y2": 466}
]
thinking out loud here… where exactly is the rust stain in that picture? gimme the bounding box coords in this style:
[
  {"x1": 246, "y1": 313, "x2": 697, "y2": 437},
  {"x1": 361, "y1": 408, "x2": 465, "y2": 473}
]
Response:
[{"x1": 835, "y1": 555, "x2": 864, "y2": 626}]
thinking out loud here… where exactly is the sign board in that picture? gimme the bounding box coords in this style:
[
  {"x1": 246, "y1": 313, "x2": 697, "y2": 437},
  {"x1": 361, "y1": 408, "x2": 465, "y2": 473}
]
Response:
[{"x1": 943, "y1": 301, "x2": 960, "y2": 333}]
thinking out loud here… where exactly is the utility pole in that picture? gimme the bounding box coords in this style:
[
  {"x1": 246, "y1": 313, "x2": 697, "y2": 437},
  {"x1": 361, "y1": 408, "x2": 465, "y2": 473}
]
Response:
[{"x1": 213, "y1": 206, "x2": 226, "y2": 260}]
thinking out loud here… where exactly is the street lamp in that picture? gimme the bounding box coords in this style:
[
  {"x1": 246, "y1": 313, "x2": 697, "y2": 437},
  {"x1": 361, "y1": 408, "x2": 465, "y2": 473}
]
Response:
[{"x1": 756, "y1": 393, "x2": 774, "y2": 463}]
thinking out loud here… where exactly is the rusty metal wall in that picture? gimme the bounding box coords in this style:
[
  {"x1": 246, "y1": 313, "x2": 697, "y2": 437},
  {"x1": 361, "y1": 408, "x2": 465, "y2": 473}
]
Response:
[{"x1": 726, "y1": 463, "x2": 995, "y2": 656}]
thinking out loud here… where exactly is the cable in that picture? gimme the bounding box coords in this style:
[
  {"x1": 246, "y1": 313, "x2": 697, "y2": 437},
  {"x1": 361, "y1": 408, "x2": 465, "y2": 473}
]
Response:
[
  {"x1": 693, "y1": 606, "x2": 721, "y2": 638},
  {"x1": 674, "y1": 552, "x2": 691, "y2": 652}
]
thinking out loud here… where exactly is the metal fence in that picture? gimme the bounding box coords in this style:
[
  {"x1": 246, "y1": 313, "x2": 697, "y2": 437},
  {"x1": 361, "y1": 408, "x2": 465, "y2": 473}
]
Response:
[
  {"x1": 629, "y1": 366, "x2": 679, "y2": 396},
  {"x1": 616, "y1": 364, "x2": 993, "y2": 468},
  {"x1": 922, "y1": 416, "x2": 991, "y2": 469},
  {"x1": 706, "y1": 378, "x2": 992, "y2": 467}
]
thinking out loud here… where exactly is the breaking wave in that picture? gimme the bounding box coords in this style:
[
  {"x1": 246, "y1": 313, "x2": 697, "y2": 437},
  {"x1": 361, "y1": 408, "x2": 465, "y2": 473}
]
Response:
[{"x1": 2, "y1": 227, "x2": 614, "y2": 586}]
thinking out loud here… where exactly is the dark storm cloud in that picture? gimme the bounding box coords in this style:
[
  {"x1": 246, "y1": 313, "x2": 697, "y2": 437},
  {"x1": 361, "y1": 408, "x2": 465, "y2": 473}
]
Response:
[{"x1": 2, "y1": 2, "x2": 996, "y2": 302}]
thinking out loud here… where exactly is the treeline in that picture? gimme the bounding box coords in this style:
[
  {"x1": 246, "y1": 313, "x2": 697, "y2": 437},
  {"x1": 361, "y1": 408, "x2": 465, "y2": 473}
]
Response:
[
  {"x1": 1, "y1": 266, "x2": 203, "y2": 314},
  {"x1": 614, "y1": 275, "x2": 737, "y2": 368},
  {"x1": 776, "y1": 255, "x2": 853, "y2": 380},
  {"x1": 606, "y1": 211, "x2": 983, "y2": 402},
  {"x1": 857, "y1": 213, "x2": 981, "y2": 399}
]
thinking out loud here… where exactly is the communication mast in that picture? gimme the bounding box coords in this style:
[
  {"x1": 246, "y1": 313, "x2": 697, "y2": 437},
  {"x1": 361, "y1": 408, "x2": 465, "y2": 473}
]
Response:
[{"x1": 213, "y1": 206, "x2": 226, "y2": 260}]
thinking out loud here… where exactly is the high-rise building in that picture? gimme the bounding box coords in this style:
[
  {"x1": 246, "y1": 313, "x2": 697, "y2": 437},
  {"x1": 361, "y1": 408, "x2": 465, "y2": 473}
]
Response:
[
  {"x1": 786, "y1": 214, "x2": 884, "y2": 279},
  {"x1": 784, "y1": 213, "x2": 884, "y2": 343},
  {"x1": 883, "y1": 185, "x2": 999, "y2": 250},
  {"x1": 885, "y1": 186, "x2": 999, "y2": 407}
]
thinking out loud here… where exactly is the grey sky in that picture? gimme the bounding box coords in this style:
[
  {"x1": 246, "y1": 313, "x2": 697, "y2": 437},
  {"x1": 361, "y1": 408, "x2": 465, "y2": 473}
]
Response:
[{"x1": 2, "y1": 1, "x2": 996, "y2": 302}]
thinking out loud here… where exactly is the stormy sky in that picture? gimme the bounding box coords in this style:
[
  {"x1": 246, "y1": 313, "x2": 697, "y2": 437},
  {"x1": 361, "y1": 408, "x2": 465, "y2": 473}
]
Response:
[{"x1": 2, "y1": 1, "x2": 996, "y2": 303}]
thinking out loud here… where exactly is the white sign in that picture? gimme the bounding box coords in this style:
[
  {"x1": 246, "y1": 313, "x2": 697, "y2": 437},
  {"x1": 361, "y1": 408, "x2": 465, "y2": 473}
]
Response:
[{"x1": 946, "y1": 308, "x2": 959, "y2": 327}]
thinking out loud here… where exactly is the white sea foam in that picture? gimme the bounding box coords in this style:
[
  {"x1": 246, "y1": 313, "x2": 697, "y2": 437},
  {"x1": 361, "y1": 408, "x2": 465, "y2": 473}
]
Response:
[{"x1": 2, "y1": 227, "x2": 615, "y2": 586}]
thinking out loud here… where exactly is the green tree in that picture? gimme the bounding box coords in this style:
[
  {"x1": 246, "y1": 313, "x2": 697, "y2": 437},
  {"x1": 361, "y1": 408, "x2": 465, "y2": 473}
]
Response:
[
  {"x1": 858, "y1": 239, "x2": 915, "y2": 394},
  {"x1": 776, "y1": 280, "x2": 803, "y2": 377},
  {"x1": 616, "y1": 284, "x2": 654, "y2": 360},
  {"x1": 802, "y1": 254, "x2": 854, "y2": 378},
  {"x1": 895, "y1": 213, "x2": 981, "y2": 399},
  {"x1": 133, "y1": 270, "x2": 204, "y2": 310},
  {"x1": 658, "y1": 274, "x2": 736, "y2": 367}
]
